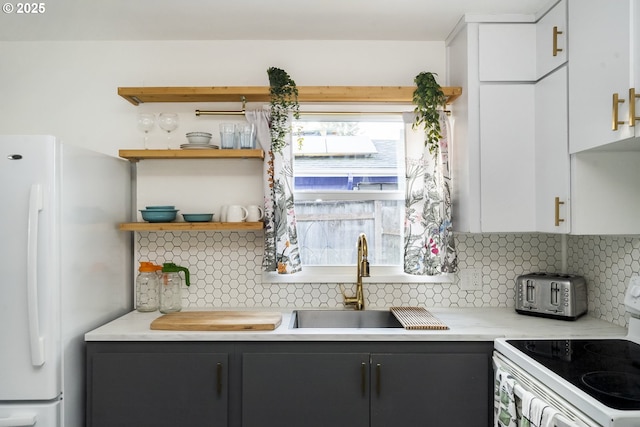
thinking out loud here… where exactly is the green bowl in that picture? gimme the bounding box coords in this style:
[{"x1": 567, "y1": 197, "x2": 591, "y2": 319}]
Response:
[
  {"x1": 140, "y1": 209, "x2": 178, "y2": 222},
  {"x1": 182, "y1": 213, "x2": 214, "y2": 222},
  {"x1": 145, "y1": 205, "x2": 175, "y2": 210}
]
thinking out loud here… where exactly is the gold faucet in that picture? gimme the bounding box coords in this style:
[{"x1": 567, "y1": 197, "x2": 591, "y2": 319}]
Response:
[{"x1": 341, "y1": 233, "x2": 370, "y2": 310}]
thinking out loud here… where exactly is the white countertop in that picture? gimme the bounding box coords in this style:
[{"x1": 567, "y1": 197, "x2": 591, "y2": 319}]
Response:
[{"x1": 85, "y1": 308, "x2": 628, "y2": 342}]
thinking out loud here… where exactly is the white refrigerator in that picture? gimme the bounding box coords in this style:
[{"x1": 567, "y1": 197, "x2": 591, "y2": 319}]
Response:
[{"x1": 0, "y1": 135, "x2": 133, "y2": 427}]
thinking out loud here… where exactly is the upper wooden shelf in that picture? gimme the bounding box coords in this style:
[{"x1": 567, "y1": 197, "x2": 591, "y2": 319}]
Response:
[
  {"x1": 118, "y1": 86, "x2": 462, "y2": 106},
  {"x1": 118, "y1": 148, "x2": 264, "y2": 162}
]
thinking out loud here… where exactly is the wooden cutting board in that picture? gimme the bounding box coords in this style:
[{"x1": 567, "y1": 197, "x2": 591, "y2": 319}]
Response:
[{"x1": 150, "y1": 311, "x2": 282, "y2": 331}]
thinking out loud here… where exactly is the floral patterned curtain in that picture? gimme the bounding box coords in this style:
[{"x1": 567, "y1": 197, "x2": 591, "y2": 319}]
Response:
[
  {"x1": 403, "y1": 111, "x2": 457, "y2": 275},
  {"x1": 246, "y1": 109, "x2": 302, "y2": 274}
]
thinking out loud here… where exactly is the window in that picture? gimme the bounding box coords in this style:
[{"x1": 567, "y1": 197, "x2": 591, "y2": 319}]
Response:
[{"x1": 292, "y1": 116, "x2": 405, "y2": 267}]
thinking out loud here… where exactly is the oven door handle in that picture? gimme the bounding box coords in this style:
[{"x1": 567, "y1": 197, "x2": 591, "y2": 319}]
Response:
[{"x1": 493, "y1": 352, "x2": 600, "y2": 427}]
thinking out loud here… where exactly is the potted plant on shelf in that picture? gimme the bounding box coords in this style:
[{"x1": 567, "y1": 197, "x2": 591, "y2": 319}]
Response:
[
  {"x1": 267, "y1": 67, "x2": 300, "y2": 153},
  {"x1": 412, "y1": 71, "x2": 447, "y2": 154}
]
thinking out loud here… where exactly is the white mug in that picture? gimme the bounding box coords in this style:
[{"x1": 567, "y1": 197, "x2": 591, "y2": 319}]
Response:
[
  {"x1": 246, "y1": 205, "x2": 264, "y2": 222},
  {"x1": 227, "y1": 205, "x2": 248, "y2": 222}
]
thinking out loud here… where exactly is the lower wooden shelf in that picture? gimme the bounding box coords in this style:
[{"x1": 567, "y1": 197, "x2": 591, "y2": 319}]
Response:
[{"x1": 119, "y1": 222, "x2": 265, "y2": 231}]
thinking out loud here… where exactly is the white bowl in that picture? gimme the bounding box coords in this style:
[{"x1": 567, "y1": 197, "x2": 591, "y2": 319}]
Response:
[
  {"x1": 186, "y1": 132, "x2": 212, "y2": 137},
  {"x1": 186, "y1": 135, "x2": 212, "y2": 145}
]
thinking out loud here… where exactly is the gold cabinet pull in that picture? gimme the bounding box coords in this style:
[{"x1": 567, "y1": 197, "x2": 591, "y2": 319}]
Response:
[
  {"x1": 553, "y1": 26, "x2": 564, "y2": 57},
  {"x1": 360, "y1": 362, "x2": 366, "y2": 396},
  {"x1": 375, "y1": 363, "x2": 381, "y2": 397},
  {"x1": 554, "y1": 197, "x2": 565, "y2": 227},
  {"x1": 216, "y1": 362, "x2": 223, "y2": 395},
  {"x1": 629, "y1": 88, "x2": 640, "y2": 127},
  {"x1": 612, "y1": 93, "x2": 626, "y2": 130}
]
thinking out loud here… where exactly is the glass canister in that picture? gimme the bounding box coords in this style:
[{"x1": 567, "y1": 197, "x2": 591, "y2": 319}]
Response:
[
  {"x1": 159, "y1": 262, "x2": 191, "y2": 314},
  {"x1": 135, "y1": 261, "x2": 160, "y2": 312}
]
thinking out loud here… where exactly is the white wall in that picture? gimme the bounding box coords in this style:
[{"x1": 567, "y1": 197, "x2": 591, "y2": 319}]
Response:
[{"x1": 0, "y1": 40, "x2": 445, "y2": 157}]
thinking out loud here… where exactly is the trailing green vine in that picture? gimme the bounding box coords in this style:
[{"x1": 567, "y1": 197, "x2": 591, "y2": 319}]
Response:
[
  {"x1": 267, "y1": 67, "x2": 300, "y2": 153},
  {"x1": 412, "y1": 72, "x2": 446, "y2": 154}
]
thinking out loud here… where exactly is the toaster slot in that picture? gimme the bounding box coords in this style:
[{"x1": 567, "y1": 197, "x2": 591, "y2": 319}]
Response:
[
  {"x1": 550, "y1": 282, "x2": 560, "y2": 306},
  {"x1": 526, "y1": 280, "x2": 535, "y2": 303}
]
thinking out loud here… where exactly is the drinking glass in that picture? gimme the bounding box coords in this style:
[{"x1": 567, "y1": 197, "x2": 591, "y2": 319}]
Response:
[
  {"x1": 237, "y1": 123, "x2": 256, "y2": 149},
  {"x1": 220, "y1": 123, "x2": 236, "y2": 149},
  {"x1": 158, "y1": 113, "x2": 179, "y2": 149},
  {"x1": 137, "y1": 113, "x2": 155, "y2": 149}
]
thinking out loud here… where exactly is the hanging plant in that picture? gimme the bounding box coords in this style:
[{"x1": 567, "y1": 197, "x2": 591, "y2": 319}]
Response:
[
  {"x1": 267, "y1": 67, "x2": 300, "y2": 153},
  {"x1": 412, "y1": 72, "x2": 447, "y2": 154}
]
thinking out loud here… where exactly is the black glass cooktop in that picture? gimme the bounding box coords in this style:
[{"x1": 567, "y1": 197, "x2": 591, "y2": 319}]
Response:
[{"x1": 507, "y1": 339, "x2": 640, "y2": 410}]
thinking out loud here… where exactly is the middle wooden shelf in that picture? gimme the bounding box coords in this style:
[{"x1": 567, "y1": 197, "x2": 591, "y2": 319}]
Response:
[{"x1": 119, "y1": 222, "x2": 265, "y2": 231}]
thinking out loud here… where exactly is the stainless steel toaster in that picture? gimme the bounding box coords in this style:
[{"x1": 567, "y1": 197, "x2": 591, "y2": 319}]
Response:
[{"x1": 515, "y1": 273, "x2": 587, "y2": 320}]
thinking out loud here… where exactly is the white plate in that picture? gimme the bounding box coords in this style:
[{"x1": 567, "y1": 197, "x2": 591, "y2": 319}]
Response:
[{"x1": 180, "y1": 144, "x2": 220, "y2": 150}]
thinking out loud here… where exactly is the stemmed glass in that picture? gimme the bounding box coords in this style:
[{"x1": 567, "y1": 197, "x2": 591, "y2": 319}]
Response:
[
  {"x1": 137, "y1": 113, "x2": 156, "y2": 149},
  {"x1": 158, "y1": 113, "x2": 179, "y2": 149}
]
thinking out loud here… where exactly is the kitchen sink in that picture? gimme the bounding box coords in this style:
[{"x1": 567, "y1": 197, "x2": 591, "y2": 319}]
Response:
[{"x1": 291, "y1": 309, "x2": 402, "y2": 328}]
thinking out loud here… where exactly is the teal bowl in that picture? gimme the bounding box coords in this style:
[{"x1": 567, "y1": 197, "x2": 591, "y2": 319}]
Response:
[
  {"x1": 145, "y1": 205, "x2": 175, "y2": 210},
  {"x1": 182, "y1": 213, "x2": 214, "y2": 223},
  {"x1": 140, "y1": 209, "x2": 178, "y2": 222}
]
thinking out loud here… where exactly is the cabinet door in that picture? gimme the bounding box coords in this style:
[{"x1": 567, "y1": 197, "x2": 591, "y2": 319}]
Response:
[
  {"x1": 536, "y1": 0, "x2": 567, "y2": 78},
  {"x1": 535, "y1": 65, "x2": 570, "y2": 233},
  {"x1": 370, "y1": 353, "x2": 491, "y2": 427},
  {"x1": 478, "y1": 24, "x2": 536, "y2": 82},
  {"x1": 89, "y1": 352, "x2": 228, "y2": 427},
  {"x1": 479, "y1": 84, "x2": 536, "y2": 232},
  {"x1": 242, "y1": 353, "x2": 369, "y2": 427},
  {"x1": 568, "y1": 0, "x2": 633, "y2": 152}
]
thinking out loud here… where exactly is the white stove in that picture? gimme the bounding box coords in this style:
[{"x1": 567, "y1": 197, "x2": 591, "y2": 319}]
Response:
[{"x1": 494, "y1": 276, "x2": 640, "y2": 427}]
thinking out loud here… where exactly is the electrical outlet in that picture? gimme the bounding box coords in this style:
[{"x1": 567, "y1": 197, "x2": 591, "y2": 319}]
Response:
[{"x1": 459, "y1": 268, "x2": 483, "y2": 291}]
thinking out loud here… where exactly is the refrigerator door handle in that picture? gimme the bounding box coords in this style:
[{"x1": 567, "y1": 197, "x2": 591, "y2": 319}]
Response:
[
  {"x1": 26, "y1": 184, "x2": 45, "y2": 367},
  {"x1": 0, "y1": 415, "x2": 37, "y2": 427}
]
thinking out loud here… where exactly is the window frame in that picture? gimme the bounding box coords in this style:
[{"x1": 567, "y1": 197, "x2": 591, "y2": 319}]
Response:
[{"x1": 263, "y1": 105, "x2": 453, "y2": 284}]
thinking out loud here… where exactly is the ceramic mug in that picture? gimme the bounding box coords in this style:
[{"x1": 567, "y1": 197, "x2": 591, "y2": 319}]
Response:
[
  {"x1": 226, "y1": 205, "x2": 248, "y2": 222},
  {"x1": 246, "y1": 205, "x2": 264, "y2": 222}
]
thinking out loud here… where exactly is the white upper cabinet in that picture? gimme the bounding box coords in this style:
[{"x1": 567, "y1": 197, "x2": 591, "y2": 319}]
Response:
[
  {"x1": 568, "y1": 0, "x2": 637, "y2": 152},
  {"x1": 479, "y1": 84, "x2": 536, "y2": 232},
  {"x1": 535, "y1": 66, "x2": 570, "y2": 233},
  {"x1": 479, "y1": 24, "x2": 536, "y2": 81},
  {"x1": 477, "y1": 0, "x2": 567, "y2": 82},
  {"x1": 446, "y1": 3, "x2": 570, "y2": 234},
  {"x1": 536, "y1": 0, "x2": 567, "y2": 78}
]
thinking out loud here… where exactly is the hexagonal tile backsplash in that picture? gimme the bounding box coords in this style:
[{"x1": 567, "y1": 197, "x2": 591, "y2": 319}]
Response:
[{"x1": 136, "y1": 232, "x2": 640, "y2": 327}]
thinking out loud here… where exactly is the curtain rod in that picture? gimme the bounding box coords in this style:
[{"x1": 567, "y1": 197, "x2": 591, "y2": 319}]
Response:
[
  {"x1": 195, "y1": 109, "x2": 451, "y2": 117},
  {"x1": 193, "y1": 95, "x2": 450, "y2": 116}
]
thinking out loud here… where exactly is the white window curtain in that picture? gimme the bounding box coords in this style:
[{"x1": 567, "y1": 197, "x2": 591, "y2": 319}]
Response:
[
  {"x1": 246, "y1": 108, "x2": 302, "y2": 274},
  {"x1": 403, "y1": 111, "x2": 458, "y2": 275}
]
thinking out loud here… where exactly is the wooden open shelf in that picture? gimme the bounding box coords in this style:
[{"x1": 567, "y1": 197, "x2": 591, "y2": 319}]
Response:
[
  {"x1": 119, "y1": 222, "x2": 265, "y2": 231},
  {"x1": 118, "y1": 148, "x2": 264, "y2": 162},
  {"x1": 118, "y1": 86, "x2": 462, "y2": 106}
]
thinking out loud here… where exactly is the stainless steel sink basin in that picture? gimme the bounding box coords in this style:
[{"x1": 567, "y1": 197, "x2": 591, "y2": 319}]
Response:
[{"x1": 291, "y1": 310, "x2": 402, "y2": 328}]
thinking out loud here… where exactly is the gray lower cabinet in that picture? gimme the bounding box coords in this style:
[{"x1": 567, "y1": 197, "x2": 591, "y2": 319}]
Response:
[
  {"x1": 370, "y1": 353, "x2": 490, "y2": 427},
  {"x1": 240, "y1": 342, "x2": 493, "y2": 427},
  {"x1": 87, "y1": 341, "x2": 492, "y2": 427},
  {"x1": 86, "y1": 342, "x2": 232, "y2": 427},
  {"x1": 242, "y1": 352, "x2": 370, "y2": 427}
]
